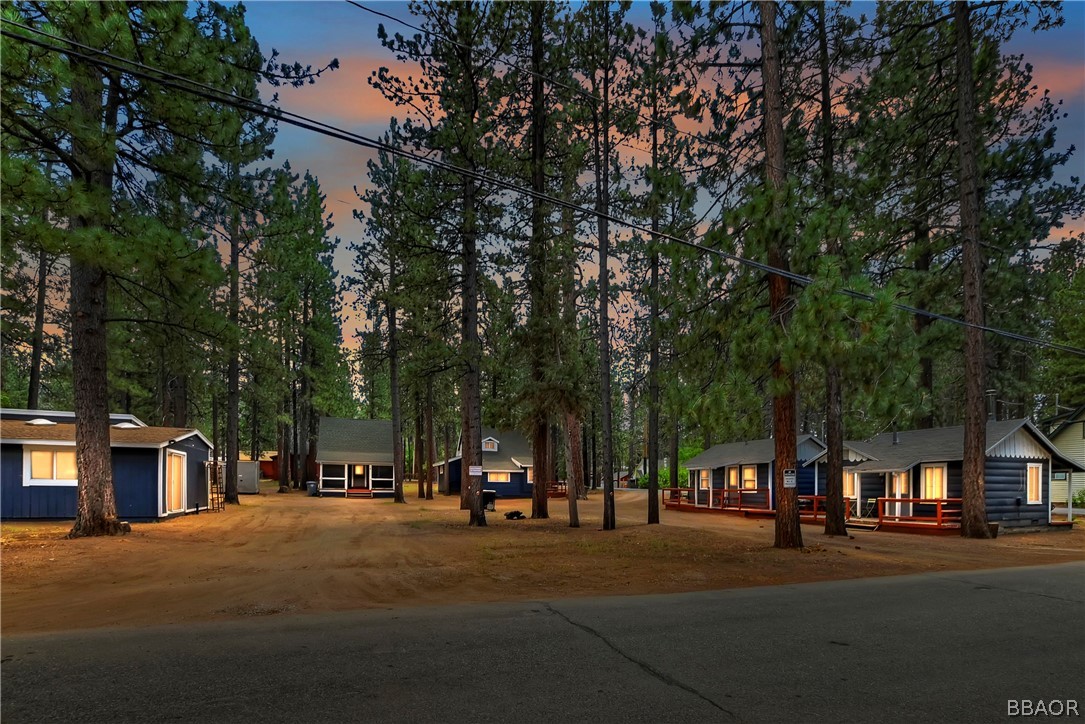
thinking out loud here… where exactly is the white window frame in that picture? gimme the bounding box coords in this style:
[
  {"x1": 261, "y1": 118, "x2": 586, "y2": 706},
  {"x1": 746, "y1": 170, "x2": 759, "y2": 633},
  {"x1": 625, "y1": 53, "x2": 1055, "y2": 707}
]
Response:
[
  {"x1": 488, "y1": 471, "x2": 511, "y2": 483},
  {"x1": 166, "y1": 449, "x2": 187, "y2": 514},
  {"x1": 921, "y1": 464, "x2": 947, "y2": 499},
  {"x1": 482, "y1": 438, "x2": 499, "y2": 452},
  {"x1": 697, "y1": 469, "x2": 710, "y2": 490},
  {"x1": 23, "y1": 446, "x2": 78, "y2": 487},
  {"x1": 320, "y1": 463, "x2": 348, "y2": 490},
  {"x1": 370, "y1": 464, "x2": 394, "y2": 490},
  {"x1": 741, "y1": 465, "x2": 758, "y2": 491},
  {"x1": 1026, "y1": 463, "x2": 1042, "y2": 505},
  {"x1": 726, "y1": 466, "x2": 739, "y2": 490}
]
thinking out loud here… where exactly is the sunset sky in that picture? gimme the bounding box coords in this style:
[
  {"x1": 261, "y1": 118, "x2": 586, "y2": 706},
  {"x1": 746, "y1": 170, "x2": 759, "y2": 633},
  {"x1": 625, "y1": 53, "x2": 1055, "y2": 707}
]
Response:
[{"x1": 242, "y1": 1, "x2": 1085, "y2": 342}]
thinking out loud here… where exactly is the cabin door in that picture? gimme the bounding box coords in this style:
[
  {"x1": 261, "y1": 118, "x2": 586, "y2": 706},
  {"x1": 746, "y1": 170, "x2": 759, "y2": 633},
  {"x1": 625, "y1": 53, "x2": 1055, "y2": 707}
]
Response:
[
  {"x1": 349, "y1": 465, "x2": 368, "y2": 490},
  {"x1": 166, "y1": 451, "x2": 186, "y2": 514},
  {"x1": 887, "y1": 471, "x2": 910, "y2": 519}
]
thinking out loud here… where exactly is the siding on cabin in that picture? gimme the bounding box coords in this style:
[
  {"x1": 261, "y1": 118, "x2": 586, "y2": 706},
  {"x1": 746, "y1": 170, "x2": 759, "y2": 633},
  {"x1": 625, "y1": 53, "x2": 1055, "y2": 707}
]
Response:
[
  {"x1": 0, "y1": 443, "x2": 77, "y2": 518},
  {"x1": 168, "y1": 436, "x2": 211, "y2": 512},
  {"x1": 445, "y1": 458, "x2": 463, "y2": 494},
  {"x1": 984, "y1": 458, "x2": 1048, "y2": 527},
  {"x1": 483, "y1": 471, "x2": 530, "y2": 498},
  {"x1": 113, "y1": 448, "x2": 160, "y2": 519},
  {"x1": 1050, "y1": 421, "x2": 1084, "y2": 503}
]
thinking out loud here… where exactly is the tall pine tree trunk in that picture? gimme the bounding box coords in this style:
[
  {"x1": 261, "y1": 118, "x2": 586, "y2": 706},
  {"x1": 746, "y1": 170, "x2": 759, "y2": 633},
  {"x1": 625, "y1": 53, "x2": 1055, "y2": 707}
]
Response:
[
  {"x1": 564, "y1": 411, "x2": 582, "y2": 527},
  {"x1": 388, "y1": 255, "x2": 406, "y2": 505},
  {"x1": 456, "y1": 6, "x2": 485, "y2": 526},
  {"x1": 225, "y1": 161, "x2": 241, "y2": 506},
  {"x1": 425, "y1": 378, "x2": 436, "y2": 500},
  {"x1": 529, "y1": 2, "x2": 551, "y2": 520},
  {"x1": 67, "y1": 44, "x2": 127, "y2": 538},
  {"x1": 647, "y1": 78, "x2": 661, "y2": 524},
  {"x1": 415, "y1": 390, "x2": 425, "y2": 499},
  {"x1": 955, "y1": 0, "x2": 991, "y2": 539},
  {"x1": 595, "y1": 7, "x2": 616, "y2": 530},
  {"x1": 817, "y1": 3, "x2": 847, "y2": 537},
  {"x1": 761, "y1": 0, "x2": 803, "y2": 549}
]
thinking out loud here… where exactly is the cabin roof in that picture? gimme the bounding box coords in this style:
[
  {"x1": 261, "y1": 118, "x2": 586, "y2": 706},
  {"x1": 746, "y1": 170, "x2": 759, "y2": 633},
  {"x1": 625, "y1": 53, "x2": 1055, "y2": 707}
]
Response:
[
  {"x1": 1043, "y1": 404, "x2": 1085, "y2": 438},
  {"x1": 684, "y1": 434, "x2": 824, "y2": 470},
  {"x1": 479, "y1": 426, "x2": 533, "y2": 470},
  {"x1": 316, "y1": 417, "x2": 394, "y2": 463},
  {"x1": 816, "y1": 418, "x2": 1083, "y2": 473},
  {"x1": 0, "y1": 419, "x2": 210, "y2": 448},
  {"x1": 1, "y1": 408, "x2": 147, "y2": 427}
]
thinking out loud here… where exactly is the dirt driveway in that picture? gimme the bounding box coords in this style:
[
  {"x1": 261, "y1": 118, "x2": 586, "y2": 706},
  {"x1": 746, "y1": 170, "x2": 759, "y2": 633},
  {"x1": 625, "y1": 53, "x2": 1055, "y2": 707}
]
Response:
[{"x1": 3, "y1": 485, "x2": 1082, "y2": 635}]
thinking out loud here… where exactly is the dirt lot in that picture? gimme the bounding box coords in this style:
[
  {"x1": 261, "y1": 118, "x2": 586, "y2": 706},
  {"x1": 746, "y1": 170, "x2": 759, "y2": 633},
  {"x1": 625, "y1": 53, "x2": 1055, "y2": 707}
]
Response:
[{"x1": 2, "y1": 484, "x2": 1082, "y2": 635}]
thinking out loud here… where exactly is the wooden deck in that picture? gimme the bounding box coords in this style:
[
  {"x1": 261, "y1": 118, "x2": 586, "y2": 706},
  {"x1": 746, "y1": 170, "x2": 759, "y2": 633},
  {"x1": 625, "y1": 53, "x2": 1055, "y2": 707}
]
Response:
[{"x1": 662, "y1": 491, "x2": 968, "y2": 534}]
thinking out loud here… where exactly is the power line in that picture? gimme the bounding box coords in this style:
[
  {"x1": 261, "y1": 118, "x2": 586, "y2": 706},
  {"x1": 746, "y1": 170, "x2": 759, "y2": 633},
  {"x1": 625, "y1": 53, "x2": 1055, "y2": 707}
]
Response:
[{"x1": 2, "y1": 20, "x2": 1082, "y2": 358}]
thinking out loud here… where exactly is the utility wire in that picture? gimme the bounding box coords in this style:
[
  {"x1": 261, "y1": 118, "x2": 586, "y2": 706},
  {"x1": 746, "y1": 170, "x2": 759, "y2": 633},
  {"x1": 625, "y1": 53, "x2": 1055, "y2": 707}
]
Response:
[{"x1": 2, "y1": 19, "x2": 1082, "y2": 358}]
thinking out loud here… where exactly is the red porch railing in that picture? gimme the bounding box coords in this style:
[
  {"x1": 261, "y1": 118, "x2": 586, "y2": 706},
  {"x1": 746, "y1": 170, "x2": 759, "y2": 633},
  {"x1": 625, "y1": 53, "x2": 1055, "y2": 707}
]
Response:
[
  {"x1": 547, "y1": 481, "x2": 568, "y2": 498},
  {"x1": 797, "y1": 495, "x2": 857, "y2": 522},
  {"x1": 661, "y1": 487, "x2": 771, "y2": 511},
  {"x1": 877, "y1": 497, "x2": 962, "y2": 527}
]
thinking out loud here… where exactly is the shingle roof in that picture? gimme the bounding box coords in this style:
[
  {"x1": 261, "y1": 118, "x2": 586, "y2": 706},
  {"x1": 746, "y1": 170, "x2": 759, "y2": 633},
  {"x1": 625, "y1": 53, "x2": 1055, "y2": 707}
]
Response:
[
  {"x1": 685, "y1": 434, "x2": 821, "y2": 470},
  {"x1": 316, "y1": 417, "x2": 394, "y2": 463},
  {"x1": 480, "y1": 427, "x2": 533, "y2": 471},
  {"x1": 0, "y1": 420, "x2": 207, "y2": 447},
  {"x1": 838, "y1": 418, "x2": 1083, "y2": 473}
]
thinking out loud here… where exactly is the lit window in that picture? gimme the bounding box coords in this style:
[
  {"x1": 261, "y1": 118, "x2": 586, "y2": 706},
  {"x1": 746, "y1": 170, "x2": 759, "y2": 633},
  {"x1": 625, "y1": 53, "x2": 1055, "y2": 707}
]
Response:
[
  {"x1": 698, "y1": 470, "x2": 710, "y2": 490},
  {"x1": 482, "y1": 439, "x2": 498, "y2": 452},
  {"x1": 727, "y1": 467, "x2": 739, "y2": 489},
  {"x1": 843, "y1": 472, "x2": 858, "y2": 499},
  {"x1": 488, "y1": 472, "x2": 510, "y2": 483},
  {"x1": 1026, "y1": 463, "x2": 1042, "y2": 505},
  {"x1": 526, "y1": 467, "x2": 533, "y2": 483},
  {"x1": 353, "y1": 464, "x2": 366, "y2": 476},
  {"x1": 922, "y1": 465, "x2": 946, "y2": 499},
  {"x1": 24, "y1": 448, "x2": 78, "y2": 486},
  {"x1": 742, "y1": 466, "x2": 757, "y2": 490}
]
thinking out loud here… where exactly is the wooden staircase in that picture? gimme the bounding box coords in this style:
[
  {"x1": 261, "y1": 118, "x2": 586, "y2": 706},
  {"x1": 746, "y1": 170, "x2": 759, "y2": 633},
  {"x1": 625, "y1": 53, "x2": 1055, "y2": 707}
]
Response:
[{"x1": 346, "y1": 488, "x2": 374, "y2": 499}]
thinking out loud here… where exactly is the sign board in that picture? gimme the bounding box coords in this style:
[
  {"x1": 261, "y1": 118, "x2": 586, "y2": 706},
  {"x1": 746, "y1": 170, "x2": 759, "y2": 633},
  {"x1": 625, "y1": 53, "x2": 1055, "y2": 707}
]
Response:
[
  {"x1": 468, "y1": 465, "x2": 483, "y2": 477},
  {"x1": 783, "y1": 469, "x2": 797, "y2": 489}
]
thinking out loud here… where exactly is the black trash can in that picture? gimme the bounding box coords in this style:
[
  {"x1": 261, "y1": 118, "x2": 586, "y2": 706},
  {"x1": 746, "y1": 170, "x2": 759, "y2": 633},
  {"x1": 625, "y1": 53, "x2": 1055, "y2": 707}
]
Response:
[{"x1": 482, "y1": 489, "x2": 497, "y2": 512}]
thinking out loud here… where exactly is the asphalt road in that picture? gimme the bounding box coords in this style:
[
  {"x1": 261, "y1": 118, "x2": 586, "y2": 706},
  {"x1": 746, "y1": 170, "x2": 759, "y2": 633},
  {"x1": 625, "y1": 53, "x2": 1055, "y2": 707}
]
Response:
[{"x1": 3, "y1": 563, "x2": 1083, "y2": 723}]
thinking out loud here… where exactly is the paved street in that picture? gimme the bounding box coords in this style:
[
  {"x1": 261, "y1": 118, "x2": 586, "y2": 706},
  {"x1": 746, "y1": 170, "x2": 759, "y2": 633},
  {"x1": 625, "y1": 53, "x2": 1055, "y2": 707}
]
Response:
[{"x1": 3, "y1": 563, "x2": 1083, "y2": 723}]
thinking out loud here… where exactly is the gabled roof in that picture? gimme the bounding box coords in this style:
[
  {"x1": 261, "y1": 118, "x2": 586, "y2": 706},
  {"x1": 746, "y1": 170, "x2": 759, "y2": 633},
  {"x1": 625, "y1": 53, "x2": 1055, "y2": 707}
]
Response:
[
  {"x1": 316, "y1": 417, "x2": 394, "y2": 463},
  {"x1": 0, "y1": 420, "x2": 211, "y2": 448},
  {"x1": 445, "y1": 427, "x2": 534, "y2": 471},
  {"x1": 685, "y1": 434, "x2": 824, "y2": 470},
  {"x1": 815, "y1": 419, "x2": 1083, "y2": 473},
  {"x1": 1043, "y1": 404, "x2": 1085, "y2": 438},
  {"x1": 1, "y1": 408, "x2": 147, "y2": 427}
]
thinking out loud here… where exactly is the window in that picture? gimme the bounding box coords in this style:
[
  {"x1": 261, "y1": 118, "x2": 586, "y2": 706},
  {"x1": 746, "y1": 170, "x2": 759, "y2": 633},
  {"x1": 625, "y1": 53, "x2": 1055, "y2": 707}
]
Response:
[
  {"x1": 922, "y1": 464, "x2": 947, "y2": 499},
  {"x1": 353, "y1": 464, "x2": 366, "y2": 476},
  {"x1": 698, "y1": 470, "x2": 710, "y2": 490},
  {"x1": 891, "y1": 471, "x2": 909, "y2": 498},
  {"x1": 482, "y1": 439, "x2": 498, "y2": 452},
  {"x1": 24, "y1": 447, "x2": 78, "y2": 486},
  {"x1": 488, "y1": 472, "x2": 511, "y2": 483},
  {"x1": 371, "y1": 465, "x2": 394, "y2": 490},
  {"x1": 843, "y1": 471, "x2": 858, "y2": 499},
  {"x1": 321, "y1": 464, "x2": 346, "y2": 489},
  {"x1": 741, "y1": 466, "x2": 757, "y2": 491},
  {"x1": 727, "y1": 467, "x2": 739, "y2": 489},
  {"x1": 1026, "y1": 463, "x2": 1042, "y2": 505},
  {"x1": 526, "y1": 467, "x2": 533, "y2": 483}
]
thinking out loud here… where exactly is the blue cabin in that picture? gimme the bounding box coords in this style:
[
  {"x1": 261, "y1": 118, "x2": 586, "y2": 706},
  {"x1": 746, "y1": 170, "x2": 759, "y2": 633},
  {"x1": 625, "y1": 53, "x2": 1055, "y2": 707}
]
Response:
[
  {"x1": 437, "y1": 427, "x2": 534, "y2": 498},
  {"x1": 680, "y1": 435, "x2": 826, "y2": 511},
  {"x1": 314, "y1": 417, "x2": 396, "y2": 498},
  {"x1": 805, "y1": 419, "x2": 1084, "y2": 530},
  {"x1": 1, "y1": 411, "x2": 212, "y2": 520}
]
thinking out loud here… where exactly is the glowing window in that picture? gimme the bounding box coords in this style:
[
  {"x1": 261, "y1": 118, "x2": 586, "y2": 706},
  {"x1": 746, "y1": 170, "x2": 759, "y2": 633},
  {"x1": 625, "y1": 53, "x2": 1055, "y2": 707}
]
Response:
[
  {"x1": 482, "y1": 439, "x2": 498, "y2": 452},
  {"x1": 727, "y1": 467, "x2": 739, "y2": 489},
  {"x1": 24, "y1": 448, "x2": 78, "y2": 486},
  {"x1": 1026, "y1": 463, "x2": 1042, "y2": 505},
  {"x1": 922, "y1": 465, "x2": 947, "y2": 499},
  {"x1": 742, "y1": 466, "x2": 757, "y2": 490},
  {"x1": 698, "y1": 470, "x2": 710, "y2": 490},
  {"x1": 488, "y1": 472, "x2": 510, "y2": 483}
]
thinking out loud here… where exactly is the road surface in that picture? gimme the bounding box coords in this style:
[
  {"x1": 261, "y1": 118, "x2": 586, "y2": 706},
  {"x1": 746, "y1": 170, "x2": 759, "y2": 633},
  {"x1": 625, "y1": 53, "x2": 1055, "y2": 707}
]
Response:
[{"x1": 3, "y1": 563, "x2": 1083, "y2": 723}]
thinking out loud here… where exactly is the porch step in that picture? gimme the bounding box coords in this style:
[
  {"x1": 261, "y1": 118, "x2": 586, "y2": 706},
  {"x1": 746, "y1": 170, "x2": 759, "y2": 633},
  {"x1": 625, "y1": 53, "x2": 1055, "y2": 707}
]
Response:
[
  {"x1": 846, "y1": 520, "x2": 880, "y2": 531},
  {"x1": 346, "y1": 489, "x2": 374, "y2": 499}
]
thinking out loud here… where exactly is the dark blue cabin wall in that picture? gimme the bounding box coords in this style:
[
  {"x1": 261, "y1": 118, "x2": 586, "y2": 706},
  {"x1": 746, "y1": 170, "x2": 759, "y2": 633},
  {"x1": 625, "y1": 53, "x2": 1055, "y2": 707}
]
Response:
[
  {"x1": 112, "y1": 448, "x2": 160, "y2": 519},
  {"x1": 858, "y1": 473, "x2": 884, "y2": 503},
  {"x1": 947, "y1": 462, "x2": 964, "y2": 499},
  {"x1": 796, "y1": 463, "x2": 816, "y2": 496},
  {"x1": 447, "y1": 459, "x2": 462, "y2": 494},
  {"x1": 484, "y1": 471, "x2": 530, "y2": 498},
  {"x1": 1, "y1": 443, "x2": 78, "y2": 519},
  {"x1": 168, "y1": 436, "x2": 211, "y2": 511},
  {"x1": 984, "y1": 458, "x2": 1048, "y2": 526}
]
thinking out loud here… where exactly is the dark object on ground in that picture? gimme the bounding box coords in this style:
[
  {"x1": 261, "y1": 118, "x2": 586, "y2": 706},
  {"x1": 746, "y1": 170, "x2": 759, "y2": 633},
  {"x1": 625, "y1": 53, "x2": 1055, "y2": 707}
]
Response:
[{"x1": 505, "y1": 511, "x2": 526, "y2": 520}]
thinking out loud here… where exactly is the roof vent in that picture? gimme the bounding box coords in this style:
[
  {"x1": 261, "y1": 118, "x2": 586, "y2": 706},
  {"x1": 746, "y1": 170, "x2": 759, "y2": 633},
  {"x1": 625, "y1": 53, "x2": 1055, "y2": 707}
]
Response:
[
  {"x1": 112, "y1": 422, "x2": 140, "y2": 429},
  {"x1": 26, "y1": 418, "x2": 57, "y2": 426}
]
